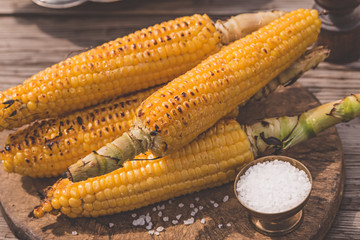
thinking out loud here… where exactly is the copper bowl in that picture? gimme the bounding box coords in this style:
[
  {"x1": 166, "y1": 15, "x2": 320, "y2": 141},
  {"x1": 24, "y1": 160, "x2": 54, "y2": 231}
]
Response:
[{"x1": 234, "y1": 155, "x2": 313, "y2": 236}]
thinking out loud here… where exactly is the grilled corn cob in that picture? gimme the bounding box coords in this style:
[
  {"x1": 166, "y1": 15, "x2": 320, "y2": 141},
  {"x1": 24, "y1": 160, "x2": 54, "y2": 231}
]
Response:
[
  {"x1": 34, "y1": 91, "x2": 360, "y2": 218},
  {"x1": 66, "y1": 9, "x2": 322, "y2": 181},
  {"x1": 1, "y1": 47, "x2": 328, "y2": 178},
  {"x1": 1, "y1": 87, "x2": 158, "y2": 178},
  {"x1": 0, "y1": 11, "x2": 284, "y2": 131}
]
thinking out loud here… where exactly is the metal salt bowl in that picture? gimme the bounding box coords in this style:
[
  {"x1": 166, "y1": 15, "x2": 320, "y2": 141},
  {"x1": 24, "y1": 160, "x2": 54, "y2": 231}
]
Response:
[{"x1": 234, "y1": 155, "x2": 313, "y2": 236}]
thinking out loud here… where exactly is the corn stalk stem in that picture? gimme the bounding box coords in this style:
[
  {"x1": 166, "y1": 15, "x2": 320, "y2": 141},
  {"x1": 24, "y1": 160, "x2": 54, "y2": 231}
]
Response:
[{"x1": 246, "y1": 93, "x2": 360, "y2": 156}]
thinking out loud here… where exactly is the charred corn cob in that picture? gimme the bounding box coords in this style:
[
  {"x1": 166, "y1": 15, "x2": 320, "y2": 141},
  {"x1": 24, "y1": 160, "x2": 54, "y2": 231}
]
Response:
[
  {"x1": 1, "y1": 87, "x2": 158, "y2": 178},
  {"x1": 34, "y1": 91, "x2": 360, "y2": 218},
  {"x1": 0, "y1": 11, "x2": 284, "y2": 131},
  {"x1": 1, "y1": 47, "x2": 328, "y2": 178},
  {"x1": 66, "y1": 9, "x2": 322, "y2": 181}
]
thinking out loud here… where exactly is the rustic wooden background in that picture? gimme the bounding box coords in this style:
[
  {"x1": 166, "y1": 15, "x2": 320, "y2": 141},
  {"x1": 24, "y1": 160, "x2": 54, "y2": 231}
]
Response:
[{"x1": 0, "y1": 0, "x2": 359, "y2": 239}]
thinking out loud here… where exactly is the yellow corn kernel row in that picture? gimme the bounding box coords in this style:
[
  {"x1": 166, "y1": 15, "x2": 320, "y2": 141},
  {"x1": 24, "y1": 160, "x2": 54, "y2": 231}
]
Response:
[
  {"x1": 2, "y1": 87, "x2": 157, "y2": 178},
  {"x1": 33, "y1": 118, "x2": 253, "y2": 218},
  {"x1": 0, "y1": 11, "x2": 284, "y2": 131}
]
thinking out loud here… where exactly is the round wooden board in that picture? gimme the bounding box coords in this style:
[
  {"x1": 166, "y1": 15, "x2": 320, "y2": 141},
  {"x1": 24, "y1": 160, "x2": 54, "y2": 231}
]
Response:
[{"x1": 0, "y1": 83, "x2": 344, "y2": 240}]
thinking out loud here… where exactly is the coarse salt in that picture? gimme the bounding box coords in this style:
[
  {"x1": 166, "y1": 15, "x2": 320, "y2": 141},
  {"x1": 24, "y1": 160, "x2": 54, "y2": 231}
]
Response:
[
  {"x1": 223, "y1": 195, "x2": 229, "y2": 202},
  {"x1": 236, "y1": 160, "x2": 311, "y2": 213},
  {"x1": 184, "y1": 217, "x2": 195, "y2": 225},
  {"x1": 156, "y1": 226, "x2": 165, "y2": 232}
]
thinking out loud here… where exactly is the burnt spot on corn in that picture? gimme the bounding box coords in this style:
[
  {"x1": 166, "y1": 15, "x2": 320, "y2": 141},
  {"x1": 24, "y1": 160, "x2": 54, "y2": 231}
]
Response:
[
  {"x1": 154, "y1": 124, "x2": 161, "y2": 132},
  {"x1": 150, "y1": 131, "x2": 158, "y2": 136},
  {"x1": 261, "y1": 121, "x2": 269, "y2": 127},
  {"x1": 177, "y1": 106, "x2": 183, "y2": 113},
  {"x1": 2, "y1": 99, "x2": 15, "y2": 109},
  {"x1": 9, "y1": 110, "x2": 17, "y2": 117},
  {"x1": 76, "y1": 116, "x2": 83, "y2": 125},
  {"x1": 4, "y1": 144, "x2": 10, "y2": 151},
  {"x1": 260, "y1": 132, "x2": 282, "y2": 146},
  {"x1": 138, "y1": 109, "x2": 145, "y2": 117}
]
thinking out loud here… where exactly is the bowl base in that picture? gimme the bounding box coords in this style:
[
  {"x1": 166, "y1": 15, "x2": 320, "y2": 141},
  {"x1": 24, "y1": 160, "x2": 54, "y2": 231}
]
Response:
[{"x1": 249, "y1": 209, "x2": 303, "y2": 236}]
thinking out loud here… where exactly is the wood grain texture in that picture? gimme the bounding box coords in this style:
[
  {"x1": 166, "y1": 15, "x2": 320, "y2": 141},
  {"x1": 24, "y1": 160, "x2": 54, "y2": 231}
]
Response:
[
  {"x1": 0, "y1": 0, "x2": 359, "y2": 239},
  {"x1": 0, "y1": 84, "x2": 344, "y2": 240}
]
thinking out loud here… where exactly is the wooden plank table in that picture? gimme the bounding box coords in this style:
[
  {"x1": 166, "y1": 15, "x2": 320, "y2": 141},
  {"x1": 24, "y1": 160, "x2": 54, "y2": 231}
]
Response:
[{"x1": 0, "y1": 0, "x2": 359, "y2": 239}]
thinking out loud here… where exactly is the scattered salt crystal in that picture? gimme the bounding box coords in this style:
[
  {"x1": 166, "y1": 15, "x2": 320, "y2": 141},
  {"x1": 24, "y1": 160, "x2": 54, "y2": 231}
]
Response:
[
  {"x1": 176, "y1": 214, "x2": 182, "y2": 220},
  {"x1": 146, "y1": 222, "x2": 153, "y2": 230},
  {"x1": 153, "y1": 207, "x2": 157, "y2": 212},
  {"x1": 131, "y1": 213, "x2": 137, "y2": 218},
  {"x1": 132, "y1": 215, "x2": 146, "y2": 226},
  {"x1": 195, "y1": 197, "x2": 200, "y2": 202},
  {"x1": 210, "y1": 200, "x2": 215, "y2": 204},
  {"x1": 178, "y1": 203, "x2": 184, "y2": 208},
  {"x1": 189, "y1": 203, "x2": 195, "y2": 208},
  {"x1": 148, "y1": 230, "x2": 155, "y2": 235},
  {"x1": 163, "y1": 216, "x2": 169, "y2": 222},
  {"x1": 190, "y1": 208, "x2": 199, "y2": 216},
  {"x1": 184, "y1": 217, "x2": 195, "y2": 225},
  {"x1": 199, "y1": 206, "x2": 204, "y2": 210},
  {"x1": 154, "y1": 231, "x2": 160, "y2": 236},
  {"x1": 172, "y1": 220, "x2": 178, "y2": 225},
  {"x1": 109, "y1": 223, "x2": 114, "y2": 228},
  {"x1": 218, "y1": 224, "x2": 223, "y2": 229},
  {"x1": 158, "y1": 211, "x2": 163, "y2": 217},
  {"x1": 200, "y1": 218, "x2": 206, "y2": 224},
  {"x1": 72, "y1": 231, "x2": 78, "y2": 235},
  {"x1": 145, "y1": 213, "x2": 151, "y2": 223},
  {"x1": 213, "y1": 203, "x2": 219, "y2": 208},
  {"x1": 223, "y1": 195, "x2": 229, "y2": 202},
  {"x1": 156, "y1": 226, "x2": 165, "y2": 232},
  {"x1": 236, "y1": 160, "x2": 311, "y2": 213},
  {"x1": 226, "y1": 223, "x2": 231, "y2": 227},
  {"x1": 157, "y1": 204, "x2": 165, "y2": 210}
]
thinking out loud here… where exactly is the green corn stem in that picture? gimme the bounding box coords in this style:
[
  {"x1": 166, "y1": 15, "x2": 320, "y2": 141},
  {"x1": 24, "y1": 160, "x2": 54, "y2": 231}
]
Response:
[{"x1": 247, "y1": 94, "x2": 360, "y2": 156}]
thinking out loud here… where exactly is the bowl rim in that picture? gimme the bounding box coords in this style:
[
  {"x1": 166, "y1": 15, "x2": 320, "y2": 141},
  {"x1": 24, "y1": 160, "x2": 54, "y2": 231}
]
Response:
[{"x1": 233, "y1": 155, "x2": 313, "y2": 218}]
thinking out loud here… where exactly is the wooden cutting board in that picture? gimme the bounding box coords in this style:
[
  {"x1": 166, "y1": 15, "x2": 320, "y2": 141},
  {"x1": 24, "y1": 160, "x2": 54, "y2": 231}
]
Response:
[{"x1": 0, "y1": 83, "x2": 344, "y2": 240}]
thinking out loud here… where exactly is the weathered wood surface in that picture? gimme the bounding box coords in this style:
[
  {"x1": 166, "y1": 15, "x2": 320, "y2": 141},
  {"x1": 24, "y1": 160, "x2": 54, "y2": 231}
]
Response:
[
  {"x1": 0, "y1": 0, "x2": 359, "y2": 239},
  {"x1": 0, "y1": 84, "x2": 345, "y2": 240}
]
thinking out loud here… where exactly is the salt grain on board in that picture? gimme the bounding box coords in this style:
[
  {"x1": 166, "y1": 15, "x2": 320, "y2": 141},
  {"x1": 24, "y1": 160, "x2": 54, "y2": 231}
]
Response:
[
  {"x1": 236, "y1": 160, "x2": 311, "y2": 213},
  {"x1": 223, "y1": 195, "x2": 229, "y2": 202},
  {"x1": 156, "y1": 226, "x2": 165, "y2": 232},
  {"x1": 184, "y1": 217, "x2": 195, "y2": 225}
]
